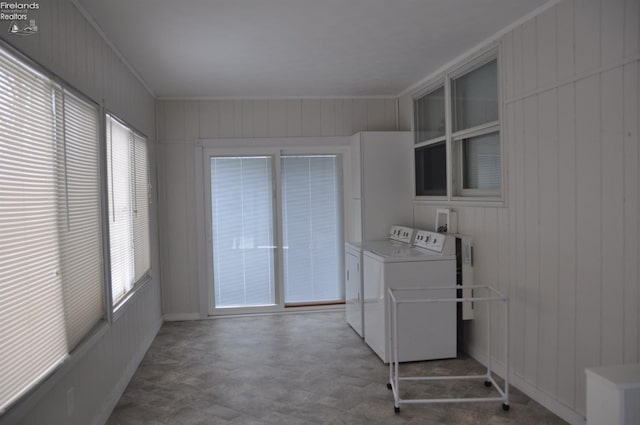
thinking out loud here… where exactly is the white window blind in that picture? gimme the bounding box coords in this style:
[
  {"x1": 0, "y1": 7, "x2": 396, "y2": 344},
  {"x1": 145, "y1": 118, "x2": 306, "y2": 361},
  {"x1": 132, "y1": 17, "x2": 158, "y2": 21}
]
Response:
[
  {"x1": 58, "y1": 90, "x2": 104, "y2": 348},
  {"x1": 133, "y1": 133, "x2": 150, "y2": 282},
  {"x1": 0, "y1": 48, "x2": 103, "y2": 413},
  {"x1": 210, "y1": 156, "x2": 276, "y2": 308},
  {"x1": 106, "y1": 115, "x2": 149, "y2": 305},
  {"x1": 281, "y1": 155, "x2": 342, "y2": 304},
  {"x1": 461, "y1": 132, "x2": 500, "y2": 190}
]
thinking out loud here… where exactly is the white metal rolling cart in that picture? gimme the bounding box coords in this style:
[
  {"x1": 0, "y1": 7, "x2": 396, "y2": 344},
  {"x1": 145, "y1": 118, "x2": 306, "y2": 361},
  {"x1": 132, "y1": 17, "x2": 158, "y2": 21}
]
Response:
[{"x1": 386, "y1": 286, "x2": 510, "y2": 413}]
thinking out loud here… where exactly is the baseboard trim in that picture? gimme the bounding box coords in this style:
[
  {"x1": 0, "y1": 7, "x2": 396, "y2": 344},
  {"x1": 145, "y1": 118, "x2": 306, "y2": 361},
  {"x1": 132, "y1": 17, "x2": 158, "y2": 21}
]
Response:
[
  {"x1": 465, "y1": 344, "x2": 586, "y2": 425},
  {"x1": 92, "y1": 317, "x2": 163, "y2": 425},
  {"x1": 163, "y1": 313, "x2": 201, "y2": 321}
]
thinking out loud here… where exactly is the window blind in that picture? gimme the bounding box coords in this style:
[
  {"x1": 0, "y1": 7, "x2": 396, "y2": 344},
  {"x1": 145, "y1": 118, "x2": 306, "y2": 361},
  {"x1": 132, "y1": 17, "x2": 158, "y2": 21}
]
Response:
[
  {"x1": 462, "y1": 132, "x2": 501, "y2": 190},
  {"x1": 133, "y1": 133, "x2": 150, "y2": 282},
  {"x1": 210, "y1": 156, "x2": 276, "y2": 308},
  {"x1": 0, "y1": 48, "x2": 103, "y2": 413},
  {"x1": 106, "y1": 115, "x2": 149, "y2": 305},
  {"x1": 281, "y1": 155, "x2": 342, "y2": 303},
  {"x1": 58, "y1": 90, "x2": 104, "y2": 348}
]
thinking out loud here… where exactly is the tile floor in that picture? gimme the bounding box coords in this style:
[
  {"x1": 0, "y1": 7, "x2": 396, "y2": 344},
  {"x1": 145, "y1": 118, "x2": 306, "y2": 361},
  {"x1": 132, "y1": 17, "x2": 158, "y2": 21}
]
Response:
[{"x1": 107, "y1": 311, "x2": 568, "y2": 425}]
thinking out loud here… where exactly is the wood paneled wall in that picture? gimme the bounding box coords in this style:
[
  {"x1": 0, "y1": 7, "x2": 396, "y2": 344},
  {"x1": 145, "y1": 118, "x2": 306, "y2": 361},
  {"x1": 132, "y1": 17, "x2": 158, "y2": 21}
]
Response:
[
  {"x1": 157, "y1": 98, "x2": 397, "y2": 317},
  {"x1": 407, "y1": 0, "x2": 639, "y2": 422},
  {"x1": 0, "y1": 2, "x2": 161, "y2": 425},
  {"x1": 157, "y1": 98, "x2": 397, "y2": 141}
]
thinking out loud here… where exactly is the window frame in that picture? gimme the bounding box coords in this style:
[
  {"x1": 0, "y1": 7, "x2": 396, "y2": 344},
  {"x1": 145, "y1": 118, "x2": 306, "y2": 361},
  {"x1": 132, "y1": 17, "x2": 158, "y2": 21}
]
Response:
[
  {"x1": 105, "y1": 112, "x2": 152, "y2": 315},
  {"x1": 413, "y1": 46, "x2": 504, "y2": 203}
]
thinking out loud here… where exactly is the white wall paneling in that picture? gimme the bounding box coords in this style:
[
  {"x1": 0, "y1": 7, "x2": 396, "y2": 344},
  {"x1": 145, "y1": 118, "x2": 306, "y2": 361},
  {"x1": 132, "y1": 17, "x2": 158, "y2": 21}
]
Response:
[
  {"x1": 537, "y1": 88, "x2": 559, "y2": 397},
  {"x1": 0, "y1": 1, "x2": 160, "y2": 424},
  {"x1": 574, "y1": 74, "x2": 602, "y2": 416},
  {"x1": 407, "y1": 0, "x2": 640, "y2": 423},
  {"x1": 601, "y1": 67, "x2": 625, "y2": 368},
  {"x1": 512, "y1": 99, "x2": 526, "y2": 381},
  {"x1": 556, "y1": 81, "x2": 577, "y2": 409},
  {"x1": 623, "y1": 62, "x2": 639, "y2": 365},
  {"x1": 574, "y1": 0, "x2": 601, "y2": 75}
]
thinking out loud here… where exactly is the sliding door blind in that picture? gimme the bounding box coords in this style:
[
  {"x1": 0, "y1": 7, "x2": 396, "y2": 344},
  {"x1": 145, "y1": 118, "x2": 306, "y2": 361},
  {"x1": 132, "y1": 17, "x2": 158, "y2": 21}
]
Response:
[
  {"x1": 107, "y1": 115, "x2": 149, "y2": 305},
  {"x1": 210, "y1": 157, "x2": 276, "y2": 308},
  {"x1": 0, "y1": 49, "x2": 102, "y2": 413},
  {"x1": 281, "y1": 155, "x2": 342, "y2": 303}
]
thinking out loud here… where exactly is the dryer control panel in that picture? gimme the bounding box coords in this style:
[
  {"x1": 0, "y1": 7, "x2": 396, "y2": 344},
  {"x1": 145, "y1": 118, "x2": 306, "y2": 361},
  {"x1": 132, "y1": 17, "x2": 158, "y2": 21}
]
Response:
[{"x1": 389, "y1": 225, "x2": 414, "y2": 244}]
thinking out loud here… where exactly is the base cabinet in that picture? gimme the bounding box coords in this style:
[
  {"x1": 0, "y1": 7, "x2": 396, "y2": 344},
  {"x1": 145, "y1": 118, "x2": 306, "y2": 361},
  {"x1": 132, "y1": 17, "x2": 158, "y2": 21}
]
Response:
[{"x1": 586, "y1": 364, "x2": 640, "y2": 425}]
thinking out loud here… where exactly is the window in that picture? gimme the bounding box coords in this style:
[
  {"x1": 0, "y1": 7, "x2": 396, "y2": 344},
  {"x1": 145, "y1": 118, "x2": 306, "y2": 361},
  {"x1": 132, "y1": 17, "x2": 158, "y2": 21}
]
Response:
[
  {"x1": 414, "y1": 85, "x2": 445, "y2": 143},
  {"x1": 415, "y1": 142, "x2": 446, "y2": 196},
  {"x1": 106, "y1": 114, "x2": 150, "y2": 306},
  {"x1": 0, "y1": 47, "x2": 103, "y2": 413},
  {"x1": 414, "y1": 51, "x2": 501, "y2": 199}
]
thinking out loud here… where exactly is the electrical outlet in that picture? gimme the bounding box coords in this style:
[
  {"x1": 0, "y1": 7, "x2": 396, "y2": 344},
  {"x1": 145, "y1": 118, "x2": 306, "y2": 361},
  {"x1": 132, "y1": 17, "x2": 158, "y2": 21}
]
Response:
[{"x1": 67, "y1": 387, "x2": 75, "y2": 417}]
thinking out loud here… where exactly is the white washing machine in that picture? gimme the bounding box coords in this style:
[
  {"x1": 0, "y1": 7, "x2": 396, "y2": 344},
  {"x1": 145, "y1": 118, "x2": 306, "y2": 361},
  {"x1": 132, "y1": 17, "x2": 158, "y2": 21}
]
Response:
[
  {"x1": 345, "y1": 226, "x2": 415, "y2": 338},
  {"x1": 363, "y1": 230, "x2": 457, "y2": 363}
]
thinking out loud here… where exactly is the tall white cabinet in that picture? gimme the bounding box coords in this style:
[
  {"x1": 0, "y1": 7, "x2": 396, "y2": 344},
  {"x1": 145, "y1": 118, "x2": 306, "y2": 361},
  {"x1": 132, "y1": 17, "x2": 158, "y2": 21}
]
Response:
[{"x1": 345, "y1": 132, "x2": 413, "y2": 337}]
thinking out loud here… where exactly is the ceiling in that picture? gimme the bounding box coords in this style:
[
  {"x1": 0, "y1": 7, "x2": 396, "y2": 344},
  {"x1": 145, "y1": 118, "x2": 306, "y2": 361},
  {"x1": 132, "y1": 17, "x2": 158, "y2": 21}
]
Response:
[{"x1": 77, "y1": 0, "x2": 549, "y2": 98}]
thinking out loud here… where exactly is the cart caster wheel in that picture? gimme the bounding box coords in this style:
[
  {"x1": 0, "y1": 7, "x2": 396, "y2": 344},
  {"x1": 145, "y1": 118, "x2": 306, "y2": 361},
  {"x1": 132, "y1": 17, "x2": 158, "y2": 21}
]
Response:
[
  {"x1": 386, "y1": 383, "x2": 392, "y2": 390},
  {"x1": 394, "y1": 406, "x2": 400, "y2": 414},
  {"x1": 502, "y1": 403, "x2": 510, "y2": 411},
  {"x1": 484, "y1": 380, "x2": 492, "y2": 387}
]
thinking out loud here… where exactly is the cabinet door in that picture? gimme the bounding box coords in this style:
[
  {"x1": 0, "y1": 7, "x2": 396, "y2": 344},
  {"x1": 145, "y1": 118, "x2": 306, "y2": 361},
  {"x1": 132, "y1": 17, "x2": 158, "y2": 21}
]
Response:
[
  {"x1": 345, "y1": 251, "x2": 362, "y2": 337},
  {"x1": 359, "y1": 132, "x2": 413, "y2": 241}
]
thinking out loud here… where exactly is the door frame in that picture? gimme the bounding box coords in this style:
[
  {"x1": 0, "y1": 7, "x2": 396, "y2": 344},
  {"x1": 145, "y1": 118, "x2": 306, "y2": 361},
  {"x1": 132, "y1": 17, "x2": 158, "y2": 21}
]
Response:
[{"x1": 194, "y1": 137, "x2": 351, "y2": 317}]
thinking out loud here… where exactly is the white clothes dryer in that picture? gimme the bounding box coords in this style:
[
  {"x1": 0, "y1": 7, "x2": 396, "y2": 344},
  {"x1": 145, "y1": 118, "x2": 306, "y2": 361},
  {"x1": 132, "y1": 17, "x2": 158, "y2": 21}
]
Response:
[{"x1": 345, "y1": 226, "x2": 415, "y2": 338}]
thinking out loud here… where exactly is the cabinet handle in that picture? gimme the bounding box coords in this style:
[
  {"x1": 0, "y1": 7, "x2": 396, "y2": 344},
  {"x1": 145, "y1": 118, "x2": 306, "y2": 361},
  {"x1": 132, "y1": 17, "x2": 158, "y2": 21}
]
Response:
[{"x1": 347, "y1": 270, "x2": 349, "y2": 280}]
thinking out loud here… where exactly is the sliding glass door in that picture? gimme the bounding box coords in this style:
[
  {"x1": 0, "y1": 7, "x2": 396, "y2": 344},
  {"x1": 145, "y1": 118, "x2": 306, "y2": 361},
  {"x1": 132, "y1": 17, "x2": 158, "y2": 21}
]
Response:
[
  {"x1": 206, "y1": 150, "x2": 344, "y2": 314},
  {"x1": 210, "y1": 156, "x2": 276, "y2": 308},
  {"x1": 281, "y1": 155, "x2": 342, "y2": 304}
]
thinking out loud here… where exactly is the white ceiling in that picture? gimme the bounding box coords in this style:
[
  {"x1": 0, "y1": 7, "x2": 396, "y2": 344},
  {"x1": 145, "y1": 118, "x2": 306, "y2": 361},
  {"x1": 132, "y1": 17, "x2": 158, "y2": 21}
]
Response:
[{"x1": 77, "y1": 0, "x2": 550, "y2": 98}]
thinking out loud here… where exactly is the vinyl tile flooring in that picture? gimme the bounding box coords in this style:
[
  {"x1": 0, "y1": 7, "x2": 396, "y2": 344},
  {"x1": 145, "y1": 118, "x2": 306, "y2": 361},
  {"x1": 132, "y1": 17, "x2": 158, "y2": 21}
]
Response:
[{"x1": 106, "y1": 311, "x2": 568, "y2": 425}]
